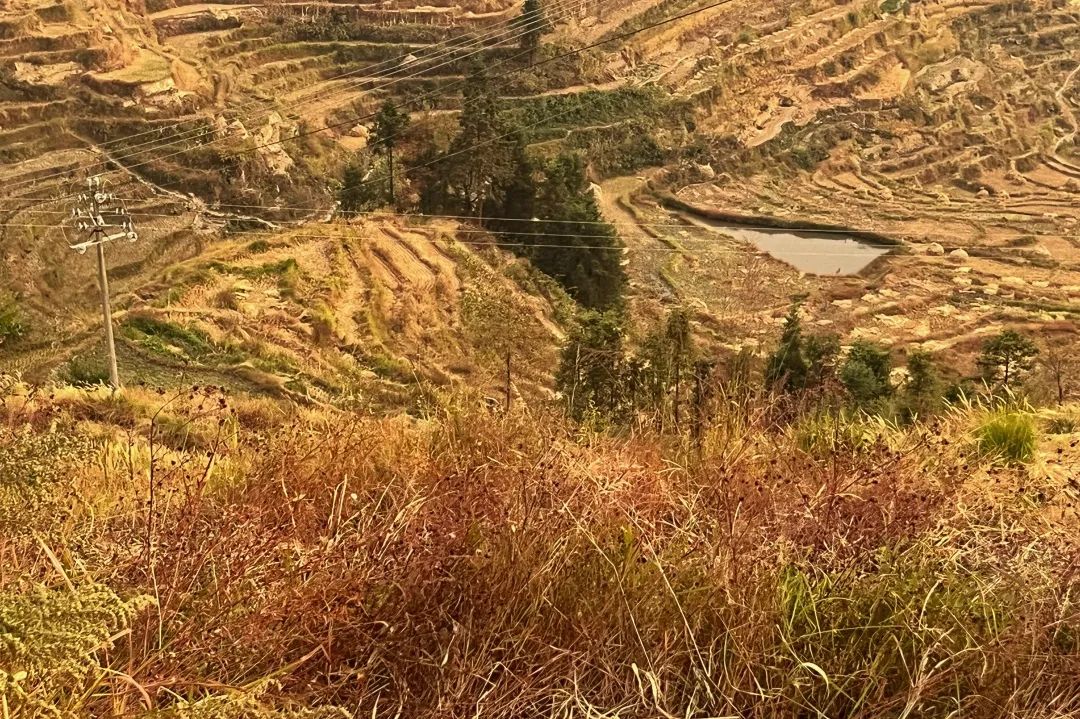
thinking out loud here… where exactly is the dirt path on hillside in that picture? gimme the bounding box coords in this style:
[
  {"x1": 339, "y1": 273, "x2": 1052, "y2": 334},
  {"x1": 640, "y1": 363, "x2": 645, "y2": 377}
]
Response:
[{"x1": 1053, "y1": 62, "x2": 1079, "y2": 167}]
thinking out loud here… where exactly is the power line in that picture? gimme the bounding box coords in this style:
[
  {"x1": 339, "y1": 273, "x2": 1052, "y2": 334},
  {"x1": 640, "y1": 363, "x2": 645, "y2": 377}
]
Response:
[
  {"x1": 103, "y1": 202, "x2": 1080, "y2": 242},
  {"x1": 9, "y1": 202, "x2": 1076, "y2": 245},
  {"x1": 207, "y1": 0, "x2": 729, "y2": 166},
  {"x1": 0, "y1": 0, "x2": 585, "y2": 193},
  {"x1": 3, "y1": 0, "x2": 735, "y2": 206},
  {"x1": 0, "y1": 219, "x2": 924, "y2": 257}
]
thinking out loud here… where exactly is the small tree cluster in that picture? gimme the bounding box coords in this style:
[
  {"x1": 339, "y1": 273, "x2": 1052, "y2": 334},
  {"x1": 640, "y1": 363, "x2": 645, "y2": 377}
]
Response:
[
  {"x1": 556, "y1": 307, "x2": 698, "y2": 426},
  {"x1": 764, "y1": 297, "x2": 839, "y2": 394},
  {"x1": 338, "y1": 68, "x2": 628, "y2": 312},
  {"x1": 760, "y1": 299, "x2": 1050, "y2": 418}
]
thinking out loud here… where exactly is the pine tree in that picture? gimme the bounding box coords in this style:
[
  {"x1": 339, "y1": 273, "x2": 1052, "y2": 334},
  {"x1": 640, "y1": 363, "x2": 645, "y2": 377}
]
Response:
[
  {"x1": 531, "y1": 153, "x2": 627, "y2": 310},
  {"x1": 512, "y1": 0, "x2": 551, "y2": 56},
  {"x1": 977, "y1": 329, "x2": 1039, "y2": 391},
  {"x1": 765, "y1": 298, "x2": 808, "y2": 392},
  {"x1": 371, "y1": 100, "x2": 409, "y2": 205},
  {"x1": 900, "y1": 349, "x2": 940, "y2": 419},
  {"x1": 488, "y1": 136, "x2": 536, "y2": 243},
  {"x1": 338, "y1": 156, "x2": 383, "y2": 213},
  {"x1": 803, "y1": 333, "x2": 840, "y2": 389},
  {"x1": 449, "y1": 69, "x2": 510, "y2": 216}
]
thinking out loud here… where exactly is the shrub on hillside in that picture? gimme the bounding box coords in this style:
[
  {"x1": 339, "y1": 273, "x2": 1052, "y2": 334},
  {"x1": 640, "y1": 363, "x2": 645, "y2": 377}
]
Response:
[
  {"x1": 0, "y1": 292, "x2": 25, "y2": 346},
  {"x1": 840, "y1": 342, "x2": 892, "y2": 402},
  {"x1": 978, "y1": 329, "x2": 1039, "y2": 391},
  {"x1": 63, "y1": 355, "x2": 111, "y2": 386}
]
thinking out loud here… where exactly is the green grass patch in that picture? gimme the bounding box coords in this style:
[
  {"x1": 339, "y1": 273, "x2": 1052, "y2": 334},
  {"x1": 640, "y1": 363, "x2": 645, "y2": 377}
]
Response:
[
  {"x1": 209, "y1": 258, "x2": 302, "y2": 299},
  {"x1": 793, "y1": 411, "x2": 890, "y2": 457},
  {"x1": 122, "y1": 315, "x2": 243, "y2": 365},
  {"x1": 63, "y1": 355, "x2": 111, "y2": 387},
  {"x1": 1044, "y1": 413, "x2": 1077, "y2": 435},
  {"x1": 365, "y1": 349, "x2": 414, "y2": 384},
  {"x1": 976, "y1": 409, "x2": 1037, "y2": 464}
]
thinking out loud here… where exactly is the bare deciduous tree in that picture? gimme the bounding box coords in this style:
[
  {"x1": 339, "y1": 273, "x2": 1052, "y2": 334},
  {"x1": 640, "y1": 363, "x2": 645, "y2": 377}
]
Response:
[{"x1": 1040, "y1": 337, "x2": 1078, "y2": 405}]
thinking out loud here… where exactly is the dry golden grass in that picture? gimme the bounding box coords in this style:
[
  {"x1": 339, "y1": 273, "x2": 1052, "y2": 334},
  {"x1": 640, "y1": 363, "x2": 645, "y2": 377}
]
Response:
[{"x1": 2, "y1": 380, "x2": 1080, "y2": 717}]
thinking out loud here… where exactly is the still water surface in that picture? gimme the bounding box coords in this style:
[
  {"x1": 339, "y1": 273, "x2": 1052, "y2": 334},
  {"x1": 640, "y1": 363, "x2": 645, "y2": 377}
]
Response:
[{"x1": 688, "y1": 216, "x2": 891, "y2": 276}]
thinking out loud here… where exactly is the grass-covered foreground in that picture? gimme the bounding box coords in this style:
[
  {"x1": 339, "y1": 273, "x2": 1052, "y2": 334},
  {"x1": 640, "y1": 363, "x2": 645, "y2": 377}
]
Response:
[{"x1": 2, "y1": 379, "x2": 1080, "y2": 718}]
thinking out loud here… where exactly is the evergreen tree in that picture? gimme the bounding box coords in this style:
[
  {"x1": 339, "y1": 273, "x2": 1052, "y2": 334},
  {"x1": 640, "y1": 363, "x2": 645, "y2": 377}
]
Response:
[
  {"x1": 371, "y1": 101, "x2": 409, "y2": 205},
  {"x1": 531, "y1": 153, "x2": 627, "y2": 310},
  {"x1": 449, "y1": 68, "x2": 511, "y2": 216},
  {"x1": 555, "y1": 310, "x2": 625, "y2": 421},
  {"x1": 840, "y1": 341, "x2": 892, "y2": 405},
  {"x1": 338, "y1": 155, "x2": 384, "y2": 213},
  {"x1": 901, "y1": 349, "x2": 940, "y2": 419},
  {"x1": 803, "y1": 333, "x2": 840, "y2": 389},
  {"x1": 977, "y1": 329, "x2": 1039, "y2": 391},
  {"x1": 487, "y1": 136, "x2": 536, "y2": 243},
  {"x1": 632, "y1": 307, "x2": 694, "y2": 425},
  {"x1": 511, "y1": 0, "x2": 551, "y2": 56},
  {"x1": 765, "y1": 297, "x2": 840, "y2": 395},
  {"x1": 765, "y1": 298, "x2": 808, "y2": 392}
]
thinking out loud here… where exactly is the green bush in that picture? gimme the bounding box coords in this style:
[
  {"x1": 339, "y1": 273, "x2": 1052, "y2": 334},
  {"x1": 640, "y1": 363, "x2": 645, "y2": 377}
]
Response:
[
  {"x1": 976, "y1": 409, "x2": 1037, "y2": 464},
  {"x1": 567, "y1": 120, "x2": 668, "y2": 175},
  {"x1": 1045, "y1": 414, "x2": 1077, "y2": 435},
  {"x1": 840, "y1": 341, "x2": 892, "y2": 406},
  {"x1": 792, "y1": 411, "x2": 886, "y2": 457},
  {"x1": 503, "y1": 86, "x2": 670, "y2": 133},
  {"x1": 275, "y1": 12, "x2": 455, "y2": 44},
  {"x1": 0, "y1": 292, "x2": 25, "y2": 345},
  {"x1": 63, "y1": 355, "x2": 111, "y2": 386},
  {"x1": 0, "y1": 430, "x2": 90, "y2": 536}
]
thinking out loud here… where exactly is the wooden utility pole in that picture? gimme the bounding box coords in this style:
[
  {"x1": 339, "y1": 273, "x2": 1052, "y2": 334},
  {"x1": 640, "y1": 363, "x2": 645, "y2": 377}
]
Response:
[{"x1": 69, "y1": 176, "x2": 138, "y2": 390}]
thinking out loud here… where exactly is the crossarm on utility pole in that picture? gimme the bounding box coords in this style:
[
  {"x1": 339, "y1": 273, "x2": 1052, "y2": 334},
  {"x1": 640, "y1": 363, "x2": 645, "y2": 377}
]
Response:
[{"x1": 68, "y1": 176, "x2": 137, "y2": 391}]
